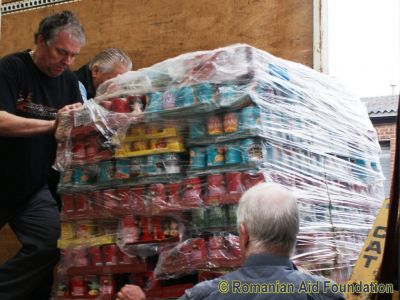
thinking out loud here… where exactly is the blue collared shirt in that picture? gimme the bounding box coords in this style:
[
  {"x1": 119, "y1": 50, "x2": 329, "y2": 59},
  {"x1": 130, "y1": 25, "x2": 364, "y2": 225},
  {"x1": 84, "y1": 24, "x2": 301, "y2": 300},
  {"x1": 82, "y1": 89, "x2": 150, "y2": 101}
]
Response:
[{"x1": 179, "y1": 254, "x2": 345, "y2": 300}]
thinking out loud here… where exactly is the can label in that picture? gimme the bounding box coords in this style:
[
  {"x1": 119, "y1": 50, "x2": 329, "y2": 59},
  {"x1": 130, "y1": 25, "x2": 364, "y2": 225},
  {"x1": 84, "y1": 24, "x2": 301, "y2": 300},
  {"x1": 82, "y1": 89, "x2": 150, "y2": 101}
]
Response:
[
  {"x1": 163, "y1": 153, "x2": 181, "y2": 174},
  {"x1": 223, "y1": 112, "x2": 239, "y2": 133},
  {"x1": 177, "y1": 86, "x2": 195, "y2": 107},
  {"x1": 88, "y1": 246, "x2": 103, "y2": 266},
  {"x1": 206, "y1": 145, "x2": 225, "y2": 167},
  {"x1": 70, "y1": 275, "x2": 85, "y2": 297},
  {"x1": 190, "y1": 147, "x2": 206, "y2": 169},
  {"x1": 163, "y1": 89, "x2": 177, "y2": 110},
  {"x1": 75, "y1": 193, "x2": 89, "y2": 212},
  {"x1": 241, "y1": 139, "x2": 264, "y2": 163},
  {"x1": 131, "y1": 141, "x2": 148, "y2": 151},
  {"x1": 102, "y1": 244, "x2": 118, "y2": 265},
  {"x1": 225, "y1": 142, "x2": 242, "y2": 164},
  {"x1": 189, "y1": 120, "x2": 206, "y2": 139},
  {"x1": 98, "y1": 161, "x2": 114, "y2": 182},
  {"x1": 85, "y1": 275, "x2": 100, "y2": 297},
  {"x1": 115, "y1": 159, "x2": 130, "y2": 179},
  {"x1": 130, "y1": 157, "x2": 142, "y2": 176},
  {"x1": 240, "y1": 105, "x2": 260, "y2": 130},
  {"x1": 225, "y1": 172, "x2": 244, "y2": 194},
  {"x1": 208, "y1": 116, "x2": 223, "y2": 135},
  {"x1": 103, "y1": 189, "x2": 118, "y2": 209},
  {"x1": 147, "y1": 92, "x2": 163, "y2": 112},
  {"x1": 196, "y1": 83, "x2": 214, "y2": 104},
  {"x1": 62, "y1": 194, "x2": 75, "y2": 213}
]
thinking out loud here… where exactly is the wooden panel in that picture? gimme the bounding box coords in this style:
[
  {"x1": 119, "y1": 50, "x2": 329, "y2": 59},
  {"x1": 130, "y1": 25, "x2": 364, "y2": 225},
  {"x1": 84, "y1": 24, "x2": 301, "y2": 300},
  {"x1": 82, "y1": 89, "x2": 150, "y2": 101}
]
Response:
[
  {"x1": 0, "y1": 0, "x2": 312, "y2": 262},
  {"x1": 0, "y1": 0, "x2": 313, "y2": 69}
]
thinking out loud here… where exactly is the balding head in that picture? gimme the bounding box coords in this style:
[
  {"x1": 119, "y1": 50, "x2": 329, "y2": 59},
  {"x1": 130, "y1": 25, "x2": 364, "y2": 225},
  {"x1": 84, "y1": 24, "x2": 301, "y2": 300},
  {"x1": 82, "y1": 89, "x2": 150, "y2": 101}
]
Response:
[{"x1": 237, "y1": 182, "x2": 299, "y2": 256}]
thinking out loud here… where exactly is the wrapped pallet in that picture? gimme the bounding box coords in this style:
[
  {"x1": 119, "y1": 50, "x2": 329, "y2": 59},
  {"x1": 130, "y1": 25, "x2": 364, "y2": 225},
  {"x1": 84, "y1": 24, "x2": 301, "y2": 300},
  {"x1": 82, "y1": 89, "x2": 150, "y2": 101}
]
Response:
[{"x1": 53, "y1": 44, "x2": 383, "y2": 299}]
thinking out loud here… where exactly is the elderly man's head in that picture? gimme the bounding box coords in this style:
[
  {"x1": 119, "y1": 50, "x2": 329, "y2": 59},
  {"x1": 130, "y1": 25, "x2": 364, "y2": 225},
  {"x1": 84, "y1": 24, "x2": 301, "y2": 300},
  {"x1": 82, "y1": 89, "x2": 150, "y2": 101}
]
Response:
[
  {"x1": 89, "y1": 48, "x2": 132, "y2": 90},
  {"x1": 237, "y1": 182, "x2": 299, "y2": 257},
  {"x1": 33, "y1": 11, "x2": 85, "y2": 77}
]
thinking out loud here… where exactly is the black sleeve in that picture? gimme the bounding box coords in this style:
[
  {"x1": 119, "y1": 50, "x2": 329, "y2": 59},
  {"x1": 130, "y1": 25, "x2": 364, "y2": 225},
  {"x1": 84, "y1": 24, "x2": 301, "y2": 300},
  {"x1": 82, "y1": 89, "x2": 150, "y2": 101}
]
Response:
[{"x1": 0, "y1": 56, "x2": 20, "y2": 113}]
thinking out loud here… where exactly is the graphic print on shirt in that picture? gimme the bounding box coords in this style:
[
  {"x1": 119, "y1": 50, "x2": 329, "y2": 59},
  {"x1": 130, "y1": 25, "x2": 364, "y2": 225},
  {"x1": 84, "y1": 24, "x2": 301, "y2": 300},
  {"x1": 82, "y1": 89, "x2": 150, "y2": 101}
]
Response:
[{"x1": 16, "y1": 91, "x2": 57, "y2": 120}]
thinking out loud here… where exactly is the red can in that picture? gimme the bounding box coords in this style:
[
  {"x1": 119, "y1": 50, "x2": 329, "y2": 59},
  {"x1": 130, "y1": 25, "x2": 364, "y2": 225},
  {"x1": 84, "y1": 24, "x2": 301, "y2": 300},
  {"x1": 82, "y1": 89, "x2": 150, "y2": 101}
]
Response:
[
  {"x1": 99, "y1": 275, "x2": 115, "y2": 297},
  {"x1": 223, "y1": 112, "x2": 239, "y2": 133},
  {"x1": 165, "y1": 182, "x2": 181, "y2": 206},
  {"x1": 88, "y1": 246, "x2": 103, "y2": 267},
  {"x1": 208, "y1": 115, "x2": 223, "y2": 135},
  {"x1": 120, "y1": 216, "x2": 140, "y2": 243},
  {"x1": 152, "y1": 216, "x2": 165, "y2": 240},
  {"x1": 72, "y1": 248, "x2": 89, "y2": 267},
  {"x1": 140, "y1": 217, "x2": 152, "y2": 241},
  {"x1": 111, "y1": 97, "x2": 130, "y2": 112},
  {"x1": 84, "y1": 274, "x2": 99, "y2": 297},
  {"x1": 150, "y1": 183, "x2": 166, "y2": 211},
  {"x1": 102, "y1": 189, "x2": 118, "y2": 210},
  {"x1": 100, "y1": 100, "x2": 113, "y2": 110},
  {"x1": 242, "y1": 171, "x2": 265, "y2": 189},
  {"x1": 70, "y1": 275, "x2": 85, "y2": 297},
  {"x1": 85, "y1": 135, "x2": 99, "y2": 157},
  {"x1": 117, "y1": 188, "x2": 131, "y2": 208},
  {"x1": 102, "y1": 244, "x2": 118, "y2": 266},
  {"x1": 190, "y1": 239, "x2": 207, "y2": 263},
  {"x1": 91, "y1": 190, "x2": 102, "y2": 211},
  {"x1": 225, "y1": 172, "x2": 245, "y2": 194},
  {"x1": 208, "y1": 235, "x2": 228, "y2": 260},
  {"x1": 131, "y1": 186, "x2": 146, "y2": 214},
  {"x1": 118, "y1": 247, "x2": 134, "y2": 264},
  {"x1": 72, "y1": 139, "x2": 86, "y2": 161},
  {"x1": 75, "y1": 193, "x2": 89, "y2": 212},
  {"x1": 207, "y1": 173, "x2": 226, "y2": 196},
  {"x1": 183, "y1": 177, "x2": 203, "y2": 207},
  {"x1": 62, "y1": 194, "x2": 75, "y2": 213}
]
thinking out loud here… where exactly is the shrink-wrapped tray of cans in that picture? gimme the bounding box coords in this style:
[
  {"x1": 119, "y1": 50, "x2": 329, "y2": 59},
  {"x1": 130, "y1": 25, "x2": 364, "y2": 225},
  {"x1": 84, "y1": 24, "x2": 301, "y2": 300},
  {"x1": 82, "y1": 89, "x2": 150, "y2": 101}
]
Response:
[{"x1": 53, "y1": 44, "x2": 384, "y2": 299}]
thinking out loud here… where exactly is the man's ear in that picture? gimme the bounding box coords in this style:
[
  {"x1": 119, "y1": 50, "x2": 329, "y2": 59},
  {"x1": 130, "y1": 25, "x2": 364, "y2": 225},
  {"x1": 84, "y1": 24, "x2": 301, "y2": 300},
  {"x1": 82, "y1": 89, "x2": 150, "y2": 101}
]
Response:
[
  {"x1": 91, "y1": 65, "x2": 99, "y2": 79},
  {"x1": 37, "y1": 35, "x2": 45, "y2": 47},
  {"x1": 239, "y1": 223, "x2": 249, "y2": 250}
]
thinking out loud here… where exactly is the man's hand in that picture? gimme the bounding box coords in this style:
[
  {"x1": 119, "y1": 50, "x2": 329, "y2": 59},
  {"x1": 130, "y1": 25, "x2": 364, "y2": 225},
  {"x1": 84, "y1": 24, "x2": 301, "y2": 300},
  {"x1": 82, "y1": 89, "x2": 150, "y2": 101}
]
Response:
[
  {"x1": 53, "y1": 102, "x2": 83, "y2": 136},
  {"x1": 57, "y1": 102, "x2": 83, "y2": 114},
  {"x1": 117, "y1": 284, "x2": 146, "y2": 300}
]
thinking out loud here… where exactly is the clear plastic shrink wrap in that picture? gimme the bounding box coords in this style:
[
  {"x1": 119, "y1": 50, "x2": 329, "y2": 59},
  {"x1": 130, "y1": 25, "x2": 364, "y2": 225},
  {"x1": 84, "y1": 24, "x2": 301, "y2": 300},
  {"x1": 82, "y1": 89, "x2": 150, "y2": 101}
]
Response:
[{"x1": 53, "y1": 44, "x2": 384, "y2": 299}]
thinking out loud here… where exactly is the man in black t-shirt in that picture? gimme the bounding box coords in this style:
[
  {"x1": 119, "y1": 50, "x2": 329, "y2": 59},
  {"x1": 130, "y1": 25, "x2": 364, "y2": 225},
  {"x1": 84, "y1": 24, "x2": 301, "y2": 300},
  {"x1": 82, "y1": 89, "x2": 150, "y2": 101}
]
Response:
[{"x1": 0, "y1": 11, "x2": 85, "y2": 300}]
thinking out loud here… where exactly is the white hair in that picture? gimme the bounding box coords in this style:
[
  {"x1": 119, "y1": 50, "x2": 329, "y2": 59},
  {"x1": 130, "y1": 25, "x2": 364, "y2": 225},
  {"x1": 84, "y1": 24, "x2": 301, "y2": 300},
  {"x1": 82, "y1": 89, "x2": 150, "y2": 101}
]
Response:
[
  {"x1": 237, "y1": 182, "x2": 299, "y2": 254},
  {"x1": 89, "y1": 48, "x2": 132, "y2": 73}
]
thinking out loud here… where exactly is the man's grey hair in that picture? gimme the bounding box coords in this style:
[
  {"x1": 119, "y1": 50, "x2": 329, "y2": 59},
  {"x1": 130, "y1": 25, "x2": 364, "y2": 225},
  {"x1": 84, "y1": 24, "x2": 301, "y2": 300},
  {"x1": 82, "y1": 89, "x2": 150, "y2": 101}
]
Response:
[
  {"x1": 237, "y1": 182, "x2": 299, "y2": 254},
  {"x1": 88, "y1": 48, "x2": 133, "y2": 73},
  {"x1": 34, "y1": 10, "x2": 85, "y2": 46}
]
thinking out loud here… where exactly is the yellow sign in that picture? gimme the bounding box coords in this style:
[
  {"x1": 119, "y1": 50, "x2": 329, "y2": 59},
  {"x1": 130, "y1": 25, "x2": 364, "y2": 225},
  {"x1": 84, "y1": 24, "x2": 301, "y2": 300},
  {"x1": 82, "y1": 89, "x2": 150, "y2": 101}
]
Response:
[{"x1": 346, "y1": 198, "x2": 391, "y2": 300}]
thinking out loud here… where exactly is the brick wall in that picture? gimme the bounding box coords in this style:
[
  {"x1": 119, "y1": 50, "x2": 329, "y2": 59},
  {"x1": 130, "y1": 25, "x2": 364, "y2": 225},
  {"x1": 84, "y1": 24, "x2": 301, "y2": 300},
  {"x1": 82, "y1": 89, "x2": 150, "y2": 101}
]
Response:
[{"x1": 374, "y1": 122, "x2": 397, "y2": 175}]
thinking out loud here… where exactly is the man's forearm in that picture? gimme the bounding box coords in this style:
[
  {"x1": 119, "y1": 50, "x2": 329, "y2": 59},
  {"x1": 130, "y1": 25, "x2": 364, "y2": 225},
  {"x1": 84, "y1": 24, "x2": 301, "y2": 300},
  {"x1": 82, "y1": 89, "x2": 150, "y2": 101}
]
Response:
[{"x1": 0, "y1": 111, "x2": 55, "y2": 137}]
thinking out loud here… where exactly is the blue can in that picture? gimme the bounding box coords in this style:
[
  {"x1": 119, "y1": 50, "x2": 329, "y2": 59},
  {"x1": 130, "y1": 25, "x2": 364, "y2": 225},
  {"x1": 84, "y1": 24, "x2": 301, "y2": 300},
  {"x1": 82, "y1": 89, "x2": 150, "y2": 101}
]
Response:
[
  {"x1": 240, "y1": 105, "x2": 261, "y2": 130},
  {"x1": 162, "y1": 88, "x2": 177, "y2": 110},
  {"x1": 98, "y1": 161, "x2": 114, "y2": 182},
  {"x1": 225, "y1": 142, "x2": 242, "y2": 164},
  {"x1": 189, "y1": 120, "x2": 206, "y2": 139},
  {"x1": 142, "y1": 155, "x2": 162, "y2": 175},
  {"x1": 217, "y1": 84, "x2": 238, "y2": 104},
  {"x1": 146, "y1": 92, "x2": 163, "y2": 112},
  {"x1": 206, "y1": 144, "x2": 225, "y2": 167},
  {"x1": 190, "y1": 147, "x2": 206, "y2": 169},
  {"x1": 241, "y1": 139, "x2": 264, "y2": 163},
  {"x1": 176, "y1": 86, "x2": 195, "y2": 107},
  {"x1": 115, "y1": 159, "x2": 131, "y2": 179},
  {"x1": 196, "y1": 83, "x2": 214, "y2": 104}
]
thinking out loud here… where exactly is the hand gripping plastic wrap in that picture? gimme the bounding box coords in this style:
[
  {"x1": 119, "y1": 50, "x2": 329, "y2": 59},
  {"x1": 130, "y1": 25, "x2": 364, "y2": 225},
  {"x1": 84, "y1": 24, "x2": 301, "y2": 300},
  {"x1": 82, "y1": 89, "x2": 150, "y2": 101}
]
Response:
[{"x1": 53, "y1": 44, "x2": 384, "y2": 299}]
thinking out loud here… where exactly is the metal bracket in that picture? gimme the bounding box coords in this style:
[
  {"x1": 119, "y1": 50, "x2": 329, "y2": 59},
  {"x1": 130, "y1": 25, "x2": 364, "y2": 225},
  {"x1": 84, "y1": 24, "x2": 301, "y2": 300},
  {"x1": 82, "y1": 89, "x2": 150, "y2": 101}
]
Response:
[{"x1": 1, "y1": 0, "x2": 79, "y2": 15}]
